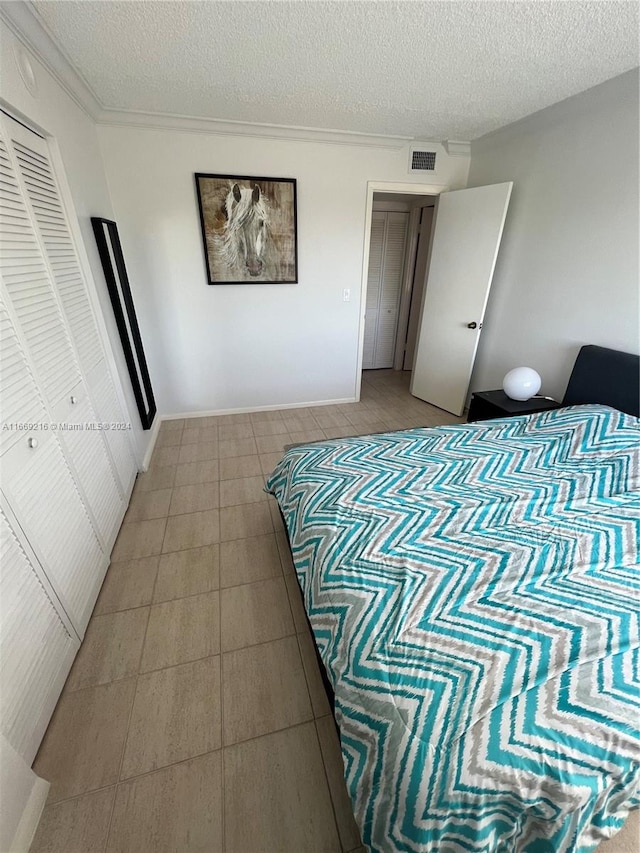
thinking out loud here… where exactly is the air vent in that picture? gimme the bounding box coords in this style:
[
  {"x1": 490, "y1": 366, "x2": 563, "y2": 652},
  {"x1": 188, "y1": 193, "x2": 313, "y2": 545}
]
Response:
[{"x1": 409, "y1": 148, "x2": 437, "y2": 173}]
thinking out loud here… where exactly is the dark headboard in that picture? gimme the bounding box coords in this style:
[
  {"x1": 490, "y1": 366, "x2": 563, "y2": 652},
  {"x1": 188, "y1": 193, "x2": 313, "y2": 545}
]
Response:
[{"x1": 563, "y1": 345, "x2": 640, "y2": 417}]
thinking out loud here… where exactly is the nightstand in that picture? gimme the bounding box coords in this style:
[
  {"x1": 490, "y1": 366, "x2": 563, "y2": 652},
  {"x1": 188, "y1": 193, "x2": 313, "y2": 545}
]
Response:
[{"x1": 468, "y1": 390, "x2": 562, "y2": 423}]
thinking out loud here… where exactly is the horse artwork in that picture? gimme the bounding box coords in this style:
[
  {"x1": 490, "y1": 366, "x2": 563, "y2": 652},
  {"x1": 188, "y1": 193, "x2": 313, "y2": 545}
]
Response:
[{"x1": 195, "y1": 173, "x2": 297, "y2": 284}]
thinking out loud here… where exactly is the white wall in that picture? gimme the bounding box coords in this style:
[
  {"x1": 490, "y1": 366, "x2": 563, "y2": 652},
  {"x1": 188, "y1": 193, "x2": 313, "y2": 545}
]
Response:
[
  {"x1": 469, "y1": 69, "x2": 639, "y2": 401},
  {"x1": 98, "y1": 125, "x2": 469, "y2": 415},
  {"x1": 0, "y1": 20, "x2": 151, "y2": 461}
]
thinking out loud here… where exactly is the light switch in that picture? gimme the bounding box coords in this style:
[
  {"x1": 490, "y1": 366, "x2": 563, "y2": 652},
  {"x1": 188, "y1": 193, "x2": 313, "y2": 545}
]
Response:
[{"x1": 343, "y1": 288, "x2": 351, "y2": 302}]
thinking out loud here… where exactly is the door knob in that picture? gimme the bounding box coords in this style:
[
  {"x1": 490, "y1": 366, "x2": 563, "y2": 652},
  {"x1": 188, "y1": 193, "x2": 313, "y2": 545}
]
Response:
[{"x1": 467, "y1": 322, "x2": 477, "y2": 329}]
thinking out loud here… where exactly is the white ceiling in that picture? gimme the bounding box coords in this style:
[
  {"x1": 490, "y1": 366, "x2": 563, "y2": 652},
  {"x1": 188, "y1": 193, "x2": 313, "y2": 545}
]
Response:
[{"x1": 30, "y1": 0, "x2": 639, "y2": 141}]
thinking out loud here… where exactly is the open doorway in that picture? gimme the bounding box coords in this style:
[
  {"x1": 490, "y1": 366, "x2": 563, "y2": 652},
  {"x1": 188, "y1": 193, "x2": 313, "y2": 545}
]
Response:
[
  {"x1": 362, "y1": 190, "x2": 437, "y2": 389},
  {"x1": 358, "y1": 180, "x2": 512, "y2": 416}
]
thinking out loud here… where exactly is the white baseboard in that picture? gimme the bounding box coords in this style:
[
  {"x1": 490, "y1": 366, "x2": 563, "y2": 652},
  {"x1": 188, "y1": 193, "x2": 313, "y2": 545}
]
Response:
[
  {"x1": 10, "y1": 777, "x2": 49, "y2": 853},
  {"x1": 161, "y1": 397, "x2": 357, "y2": 422}
]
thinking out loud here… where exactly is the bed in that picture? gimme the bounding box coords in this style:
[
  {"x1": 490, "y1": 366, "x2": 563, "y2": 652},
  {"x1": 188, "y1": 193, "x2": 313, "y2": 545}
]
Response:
[{"x1": 266, "y1": 347, "x2": 640, "y2": 852}]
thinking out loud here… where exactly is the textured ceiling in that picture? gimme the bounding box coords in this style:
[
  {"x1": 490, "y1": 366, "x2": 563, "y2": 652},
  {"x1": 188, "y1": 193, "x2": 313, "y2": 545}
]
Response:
[{"x1": 31, "y1": 0, "x2": 639, "y2": 140}]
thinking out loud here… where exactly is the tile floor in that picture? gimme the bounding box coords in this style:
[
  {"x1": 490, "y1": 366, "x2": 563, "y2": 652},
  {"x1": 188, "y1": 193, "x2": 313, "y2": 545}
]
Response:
[
  {"x1": 31, "y1": 370, "x2": 454, "y2": 853},
  {"x1": 29, "y1": 370, "x2": 637, "y2": 852}
]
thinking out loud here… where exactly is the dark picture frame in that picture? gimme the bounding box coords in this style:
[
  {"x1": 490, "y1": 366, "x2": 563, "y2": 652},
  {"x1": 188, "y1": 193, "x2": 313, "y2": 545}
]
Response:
[
  {"x1": 195, "y1": 173, "x2": 298, "y2": 285},
  {"x1": 91, "y1": 217, "x2": 157, "y2": 430}
]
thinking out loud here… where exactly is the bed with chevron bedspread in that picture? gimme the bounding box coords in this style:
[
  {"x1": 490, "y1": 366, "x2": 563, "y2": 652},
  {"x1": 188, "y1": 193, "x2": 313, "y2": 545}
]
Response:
[{"x1": 266, "y1": 404, "x2": 640, "y2": 853}]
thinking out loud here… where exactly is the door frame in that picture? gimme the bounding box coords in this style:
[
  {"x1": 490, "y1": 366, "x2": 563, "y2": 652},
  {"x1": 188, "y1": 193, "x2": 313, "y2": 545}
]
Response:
[
  {"x1": 392, "y1": 205, "x2": 420, "y2": 371},
  {"x1": 399, "y1": 204, "x2": 436, "y2": 372},
  {"x1": 356, "y1": 180, "x2": 449, "y2": 401}
]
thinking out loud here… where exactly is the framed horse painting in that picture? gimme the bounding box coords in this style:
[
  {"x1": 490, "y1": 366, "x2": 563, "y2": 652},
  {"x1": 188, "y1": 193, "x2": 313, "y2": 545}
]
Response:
[{"x1": 195, "y1": 173, "x2": 298, "y2": 284}]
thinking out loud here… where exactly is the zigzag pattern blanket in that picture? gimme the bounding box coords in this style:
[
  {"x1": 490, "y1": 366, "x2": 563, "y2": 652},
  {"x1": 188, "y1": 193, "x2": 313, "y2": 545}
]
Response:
[{"x1": 266, "y1": 404, "x2": 640, "y2": 852}]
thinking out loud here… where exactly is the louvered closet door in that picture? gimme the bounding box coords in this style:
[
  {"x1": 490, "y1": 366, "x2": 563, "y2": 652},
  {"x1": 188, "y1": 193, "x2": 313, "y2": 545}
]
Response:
[
  {"x1": 0, "y1": 130, "x2": 82, "y2": 405},
  {"x1": 11, "y1": 121, "x2": 136, "y2": 495},
  {"x1": 12, "y1": 137, "x2": 102, "y2": 373},
  {"x1": 0, "y1": 113, "x2": 133, "y2": 545},
  {"x1": 376, "y1": 212, "x2": 408, "y2": 367},
  {"x1": 0, "y1": 130, "x2": 120, "y2": 547},
  {"x1": 52, "y1": 385, "x2": 123, "y2": 543},
  {"x1": 363, "y1": 211, "x2": 408, "y2": 370},
  {"x1": 1, "y1": 428, "x2": 104, "y2": 633},
  {"x1": 0, "y1": 111, "x2": 133, "y2": 632},
  {"x1": 0, "y1": 302, "x2": 48, "y2": 456},
  {"x1": 363, "y1": 212, "x2": 386, "y2": 370},
  {"x1": 0, "y1": 293, "x2": 104, "y2": 631},
  {"x1": 1, "y1": 112, "x2": 136, "y2": 496},
  {"x1": 0, "y1": 507, "x2": 79, "y2": 764}
]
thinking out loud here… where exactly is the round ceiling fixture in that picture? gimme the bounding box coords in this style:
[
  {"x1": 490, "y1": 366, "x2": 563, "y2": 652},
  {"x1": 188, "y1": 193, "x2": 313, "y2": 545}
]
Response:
[{"x1": 14, "y1": 43, "x2": 38, "y2": 98}]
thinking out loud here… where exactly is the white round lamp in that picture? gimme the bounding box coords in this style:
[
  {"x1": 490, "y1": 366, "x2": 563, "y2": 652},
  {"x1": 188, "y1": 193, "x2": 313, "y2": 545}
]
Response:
[{"x1": 502, "y1": 367, "x2": 542, "y2": 401}]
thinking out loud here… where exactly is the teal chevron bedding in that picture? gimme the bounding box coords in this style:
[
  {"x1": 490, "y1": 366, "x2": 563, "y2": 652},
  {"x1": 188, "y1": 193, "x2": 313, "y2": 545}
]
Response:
[{"x1": 266, "y1": 404, "x2": 640, "y2": 853}]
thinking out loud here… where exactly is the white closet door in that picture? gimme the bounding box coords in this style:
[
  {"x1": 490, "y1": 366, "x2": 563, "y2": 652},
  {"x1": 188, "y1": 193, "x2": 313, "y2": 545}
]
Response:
[
  {"x1": 10, "y1": 125, "x2": 103, "y2": 374},
  {"x1": 363, "y1": 211, "x2": 408, "y2": 370},
  {"x1": 53, "y1": 387, "x2": 123, "y2": 543},
  {"x1": 376, "y1": 212, "x2": 407, "y2": 368},
  {"x1": 0, "y1": 301, "x2": 47, "y2": 456},
  {"x1": 1, "y1": 430, "x2": 104, "y2": 633},
  {"x1": 363, "y1": 212, "x2": 386, "y2": 369},
  {"x1": 1, "y1": 114, "x2": 135, "y2": 542},
  {"x1": 1, "y1": 113, "x2": 136, "y2": 497},
  {"x1": 0, "y1": 311, "x2": 111, "y2": 629},
  {"x1": 0, "y1": 133, "x2": 81, "y2": 406},
  {"x1": 0, "y1": 507, "x2": 79, "y2": 763}
]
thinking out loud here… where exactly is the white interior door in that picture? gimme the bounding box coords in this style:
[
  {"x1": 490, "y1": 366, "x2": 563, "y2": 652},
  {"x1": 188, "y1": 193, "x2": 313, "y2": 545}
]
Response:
[{"x1": 410, "y1": 182, "x2": 512, "y2": 415}]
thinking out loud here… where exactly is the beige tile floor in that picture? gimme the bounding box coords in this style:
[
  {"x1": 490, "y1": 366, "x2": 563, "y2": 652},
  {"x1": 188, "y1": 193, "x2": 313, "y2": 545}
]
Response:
[{"x1": 30, "y1": 370, "x2": 638, "y2": 852}]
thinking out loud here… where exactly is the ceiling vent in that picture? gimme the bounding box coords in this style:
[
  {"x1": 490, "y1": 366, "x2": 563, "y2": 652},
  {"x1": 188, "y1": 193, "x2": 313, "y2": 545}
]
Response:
[{"x1": 409, "y1": 147, "x2": 437, "y2": 174}]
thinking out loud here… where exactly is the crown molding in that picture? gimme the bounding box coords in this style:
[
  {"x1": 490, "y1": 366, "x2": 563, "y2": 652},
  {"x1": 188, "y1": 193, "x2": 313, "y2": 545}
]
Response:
[
  {"x1": 0, "y1": 1, "x2": 412, "y2": 150},
  {"x1": 96, "y1": 108, "x2": 413, "y2": 150},
  {"x1": 444, "y1": 139, "x2": 471, "y2": 157},
  {"x1": 0, "y1": 1, "x2": 411, "y2": 150},
  {"x1": 0, "y1": 1, "x2": 102, "y2": 119},
  {"x1": 0, "y1": 1, "x2": 470, "y2": 154}
]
